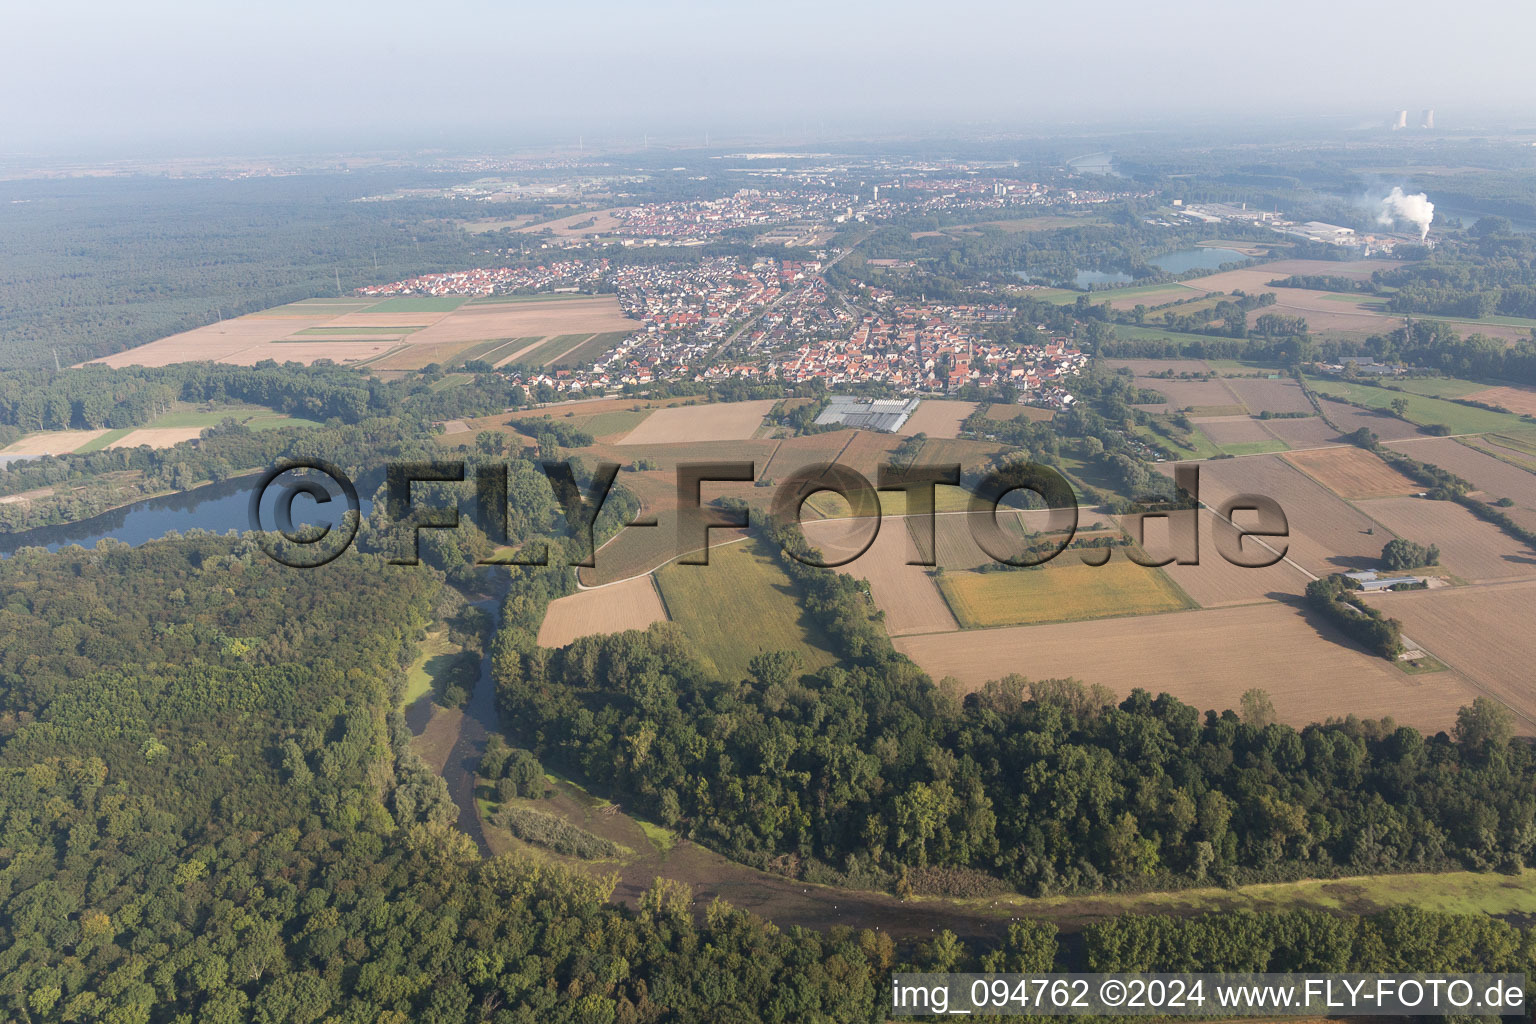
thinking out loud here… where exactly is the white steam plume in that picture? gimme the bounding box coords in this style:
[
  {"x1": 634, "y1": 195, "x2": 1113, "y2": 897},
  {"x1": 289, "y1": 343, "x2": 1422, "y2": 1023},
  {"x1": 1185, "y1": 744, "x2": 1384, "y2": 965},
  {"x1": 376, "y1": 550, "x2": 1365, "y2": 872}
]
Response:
[{"x1": 1377, "y1": 187, "x2": 1434, "y2": 240}]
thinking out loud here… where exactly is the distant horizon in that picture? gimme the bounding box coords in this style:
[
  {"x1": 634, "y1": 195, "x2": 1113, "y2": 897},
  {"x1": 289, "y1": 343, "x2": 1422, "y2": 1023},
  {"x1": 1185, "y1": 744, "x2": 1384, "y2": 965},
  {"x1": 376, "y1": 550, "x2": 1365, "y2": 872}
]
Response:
[{"x1": 6, "y1": 0, "x2": 1535, "y2": 158}]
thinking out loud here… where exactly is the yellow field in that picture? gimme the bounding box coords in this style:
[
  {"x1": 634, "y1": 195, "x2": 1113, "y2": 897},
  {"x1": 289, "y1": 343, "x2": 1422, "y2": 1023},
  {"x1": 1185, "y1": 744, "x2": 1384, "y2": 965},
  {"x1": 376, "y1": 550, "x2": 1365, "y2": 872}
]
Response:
[{"x1": 936, "y1": 557, "x2": 1194, "y2": 628}]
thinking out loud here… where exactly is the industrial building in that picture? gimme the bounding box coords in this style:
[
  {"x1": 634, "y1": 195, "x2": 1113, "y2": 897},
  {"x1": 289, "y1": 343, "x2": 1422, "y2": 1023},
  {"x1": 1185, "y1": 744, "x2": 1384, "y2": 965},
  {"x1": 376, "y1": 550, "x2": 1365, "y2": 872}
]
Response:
[{"x1": 814, "y1": 396, "x2": 921, "y2": 432}]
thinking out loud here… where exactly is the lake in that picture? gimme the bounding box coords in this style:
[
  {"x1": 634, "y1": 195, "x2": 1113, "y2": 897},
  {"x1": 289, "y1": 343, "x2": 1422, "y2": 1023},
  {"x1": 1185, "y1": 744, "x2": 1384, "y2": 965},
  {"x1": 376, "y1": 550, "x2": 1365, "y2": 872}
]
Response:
[
  {"x1": 0, "y1": 474, "x2": 373, "y2": 558},
  {"x1": 1148, "y1": 246, "x2": 1251, "y2": 273}
]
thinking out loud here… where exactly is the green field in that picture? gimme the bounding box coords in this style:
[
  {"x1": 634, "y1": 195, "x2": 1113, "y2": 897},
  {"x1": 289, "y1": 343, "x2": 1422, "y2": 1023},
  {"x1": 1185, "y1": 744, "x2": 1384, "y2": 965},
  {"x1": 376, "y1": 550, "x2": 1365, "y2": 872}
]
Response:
[
  {"x1": 959, "y1": 868, "x2": 1536, "y2": 925},
  {"x1": 149, "y1": 405, "x2": 322, "y2": 430},
  {"x1": 550, "y1": 331, "x2": 631, "y2": 367},
  {"x1": 362, "y1": 296, "x2": 467, "y2": 312},
  {"x1": 401, "y1": 630, "x2": 463, "y2": 707},
  {"x1": 503, "y1": 333, "x2": 593, "y2": 367},
  {"x1": 1144, "y1": 424, "x2": 1221, "y2": 460},
  {"x1": 936, "y1": 559, "x2": 1194, "y2": 629},
  {"x1": 653, "y1": 537, "x2": 840, "y2": 681},
  {"x1": 1309, "y1": 378, "x2": 1530, "y2": 434},
  {"x1": 1217, "y1": 439, "x2": 1290, "y2": 456},
  {"x1": 1385, "y1": 377, "x2": 1490, "y2": 399},
  {"x1": 73, "y1": 428, "x2": 134, "y2": 452},
  {"x1": 452, "y1": 337, "x2": 521, "y2": 365}
]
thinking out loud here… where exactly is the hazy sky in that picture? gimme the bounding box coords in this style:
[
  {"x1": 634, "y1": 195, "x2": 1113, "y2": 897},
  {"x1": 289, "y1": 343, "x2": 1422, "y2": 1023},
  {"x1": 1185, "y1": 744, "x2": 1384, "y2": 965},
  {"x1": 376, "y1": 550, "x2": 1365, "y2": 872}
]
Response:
[{"x1": 5, "y1": 0, "x2": 1533, "y2": 154}]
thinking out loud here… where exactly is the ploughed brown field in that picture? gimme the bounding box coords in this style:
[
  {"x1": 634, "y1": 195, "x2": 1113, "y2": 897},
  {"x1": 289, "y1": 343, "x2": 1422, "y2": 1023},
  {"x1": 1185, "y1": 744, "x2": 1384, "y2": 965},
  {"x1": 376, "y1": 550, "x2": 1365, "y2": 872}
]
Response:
[
  {"x1": 1315, "y1": 398, "x2": 1428, "y2": 442},
  {"x1": 1135, "y1": 510, "x2": 1314, "y2": 607},
  {"x1": 1224, "y1": 377, "x2": 1315, "y2": 416},
  {"x1": 1258, "y1": 416, "x2": 1345, "y2": 447},
  {"x1": 1283, "y1": 446, "x2": 1422, "y2": 500},
  {"x1": 1387, "y1": 436, "x2": 1536, "y2": 509},
  {"x1": 1368, "y1": 579, "x2": 1536, "y2": 732},
  {"x1": 893, "y1": 601, "x2": 1481, "y2": 734},
  {"x1": 536, "y1": 575, "x2": 669, "y2": 648},
  {"x1": 1356, "y1": 496, "x2": 1536, "y2": 580},
  {"x1": 1195, "y1": 415, "x2": 1277, "y2": 446},
  {"x1": 1164, "y1": 455, "x2": 1396, "y2": 575},
  {"x1": 898, "y1": 400, "x2": 977, "y2": 438}
]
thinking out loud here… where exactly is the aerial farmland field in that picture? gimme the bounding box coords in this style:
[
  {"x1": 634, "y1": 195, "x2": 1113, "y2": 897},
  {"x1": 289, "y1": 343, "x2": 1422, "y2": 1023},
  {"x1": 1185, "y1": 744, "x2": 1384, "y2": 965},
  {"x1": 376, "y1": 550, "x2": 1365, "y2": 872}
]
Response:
[
  {"x1": 1368, "y1": 579, "x2": 1536, "y2": 730},
  {"x1": 894, "y1": 601, "x2": 1481, "y2": 733},
  {"x1": 616, "y1": 399, "x2": 779, "y2": 444},
  {"x1": 86, "y1": 294, "x2": 639, "y2": 370},
  {"x1": 1283, "y1": 446, "x2": 1422, "y2": 499},
  {"x1": 653, "y1": 536, "x2": 841, "y2": 681},
  {"x1": 1355, "y1": 496, "x2": 1536, "y2": 580},
  {"x1": 935, "y1": 557, "x2": 1194, "y2": 628},
  {"x1": 1172, "y1": 455, "x2": 1397, "y2": 574},
  {"x1": 536, "y1": 575, "x2": 669, "y2": 648}
]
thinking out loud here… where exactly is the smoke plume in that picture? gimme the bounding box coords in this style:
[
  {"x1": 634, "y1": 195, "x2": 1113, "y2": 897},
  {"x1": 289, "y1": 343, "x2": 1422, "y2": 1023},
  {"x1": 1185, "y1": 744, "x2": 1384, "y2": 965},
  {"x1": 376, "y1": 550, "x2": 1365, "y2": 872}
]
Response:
[{"x1": 1376, "y1": 187, "x2": 1434, "y2": 240}]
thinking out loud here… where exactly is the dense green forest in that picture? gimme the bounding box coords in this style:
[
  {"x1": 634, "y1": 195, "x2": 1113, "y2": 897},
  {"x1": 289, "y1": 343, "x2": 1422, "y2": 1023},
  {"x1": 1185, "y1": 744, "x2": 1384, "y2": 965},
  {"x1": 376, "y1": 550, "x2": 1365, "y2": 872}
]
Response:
[{"x1": 0, "y1": 174, "x2": 476, "y2": 368}]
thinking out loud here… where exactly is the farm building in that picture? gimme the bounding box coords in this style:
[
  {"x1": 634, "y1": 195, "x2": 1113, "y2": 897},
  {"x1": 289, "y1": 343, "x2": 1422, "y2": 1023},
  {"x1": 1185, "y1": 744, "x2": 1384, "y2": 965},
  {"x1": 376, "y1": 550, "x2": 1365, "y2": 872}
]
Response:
[
  {"x1": 815, "y1": 396, "x2": 921, "y2": 432},
  {"x1": 1344, "y1": 570, "x2": 1425, "y2": 592}
]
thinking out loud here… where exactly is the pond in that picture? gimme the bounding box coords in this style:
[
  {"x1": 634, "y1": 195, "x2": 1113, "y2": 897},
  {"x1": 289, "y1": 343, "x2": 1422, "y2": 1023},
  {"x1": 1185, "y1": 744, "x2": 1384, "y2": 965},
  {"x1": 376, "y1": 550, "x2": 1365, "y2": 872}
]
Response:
[
  {"x1": 0, "y1": 474, "x2": 373, "y2": 557},
  {"x1": 1147, "y1": 246, "x2": 1252, "y2": 274}
]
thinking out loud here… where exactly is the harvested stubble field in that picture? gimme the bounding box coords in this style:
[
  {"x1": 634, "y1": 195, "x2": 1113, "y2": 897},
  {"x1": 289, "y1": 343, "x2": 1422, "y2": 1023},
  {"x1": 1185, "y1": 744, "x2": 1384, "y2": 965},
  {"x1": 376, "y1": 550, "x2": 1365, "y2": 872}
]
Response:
[
  {"x1": 536, "y1": 576, "x2": 669, "y2": 648},
  {"x1": 1368, "y1": 579, "x2": 1536, "y2": 731},
  {"x1": 106, "y1": 427, "x2": 206, "y2": 449},
  {"x1": 653, "y1": 536, "x2": 839, "y2": 681},
  {"x1": 616, "y1": 400, "x2": 779, "y2": 445},
  {"x1": 1194, "y1": 416, "x2": 1277, "y2": 447},
  {"x1": 1283, "y1": 446, "x2": 1422, "y2": 500},
  {"x1": 381, "y1": 298, "x2": 637, "y2": 367},
  {"x1": 1138, "y1": 510, "x2": 1314, "y2": 607},
  {"x1": 1387, "y1": 437, "x2": 1536, "y2": 508},
  {"x1": 1464, "y1": 385, "x2": 1536, "y2": 416},
  {"x1": 91, "y1": 294, "x2": 638, "y2": 369},
  {"x1": 936, "y1": 558, "x2": 1194, "y2": 628},
  {"x1": 1224, "y1": 378, "x2": 1315, "y2": 416},
  {"x1": 899, "y1": 400, "x2": 977, "y2": 438},
  {"x1": 1170, "y1": 455, "x2": 1397, "y2": 574},
  {"x1": 89, "y1": 315, "x2": 332, "y2": 367},
  {"x1": 515, "y1": 208, "x2": 625, "y2": 238},
  {"x1": 0, "y1": 429, "x2": 113, "y2": 456},
  {"x1": 894, "y1": 600, "x2": 1481, "y2": 733},
  {"x1": 1355, "y1": 496, "x2": 1536, "y2": 580},
  {"x1": 801, "y1": 517, "x2": 958, "y2": 635}
]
